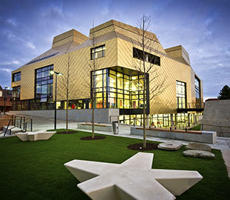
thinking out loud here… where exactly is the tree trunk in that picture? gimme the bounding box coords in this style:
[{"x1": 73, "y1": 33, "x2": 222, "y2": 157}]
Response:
[{"x1": 92, "y1": 95, "x2": 95, "y2": 139}]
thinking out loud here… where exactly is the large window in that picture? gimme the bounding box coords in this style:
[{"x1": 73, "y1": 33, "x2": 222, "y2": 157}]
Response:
[
  {"x1": 35, "y1": 65, "x2": 53, "y2": 102},
  {"x1": 176, "y1": 81, "x2": 186, "y2": 109},
  {"x1": 12, "y1": 86, "x2": 20, "y2": 99},
  {"x1": 12, "y1": 72, "x2": 21, "y2": 82},
  {"x1": 195, "y1": 76, "x2": 201, "y2": 106},
  {"x1": 91, "y1": 67, "x2": 149, "y2": 111},
  {"x1": 133, "y1": 47, "x2": 160, "y2": 66},
  {"x1": 90, "y1": 45, "x2": 105, "y2": 60}
]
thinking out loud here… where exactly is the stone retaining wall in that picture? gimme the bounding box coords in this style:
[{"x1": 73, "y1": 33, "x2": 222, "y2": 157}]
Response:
[{"x1": 201, "y1": 99, "x2": 230, "y2": 137}]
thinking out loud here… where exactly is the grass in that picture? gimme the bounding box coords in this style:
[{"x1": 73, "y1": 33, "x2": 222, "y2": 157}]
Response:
[
  {"x1": 0, "y1": 130, "x2": 229, "y2": 200},
  {"x1": 190, "y1": 124, "x2": 201, "y2": 130}
]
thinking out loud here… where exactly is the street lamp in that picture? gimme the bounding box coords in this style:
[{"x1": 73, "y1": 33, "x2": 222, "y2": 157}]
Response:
[
  {"x1": 3, "y1": 87, "x2": 11, "y2": 115},
  {"x1": 50, "y1": 71, "x2": 63, "y2": 130}
]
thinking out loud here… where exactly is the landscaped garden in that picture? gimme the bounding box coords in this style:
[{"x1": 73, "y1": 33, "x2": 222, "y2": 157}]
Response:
[{"x1": 0, "y1": 130, "x2": 229, "y2": 200}]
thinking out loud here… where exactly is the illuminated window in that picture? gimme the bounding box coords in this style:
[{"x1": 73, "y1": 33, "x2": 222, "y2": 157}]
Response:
[
  {"x1": 176, "y1": 81, "x2": 186, "y2": 109},
  {"x1": 91, "y1": 67, "x2": 148, "y2": 110}
]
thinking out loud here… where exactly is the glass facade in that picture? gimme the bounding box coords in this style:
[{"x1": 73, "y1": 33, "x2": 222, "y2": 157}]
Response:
[
  {"x1": 12, "y1": 72, "x2": 21, "y2": 82},
  {"x1": 91, "y1": 67, "x2": 149, "y2": 112},
  {"x1": 35, "y1": 65, "x2": 53, "y2": 102},
  {"x1": 176, "y1": 81, "x2": 186, "y2": 109},
  {"x1": 119, "y1": 112, "x2": 202, "y2": 129}
]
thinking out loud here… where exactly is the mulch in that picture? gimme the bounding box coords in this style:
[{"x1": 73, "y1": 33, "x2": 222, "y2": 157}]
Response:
[
  {"x1": 80, "y1": 135, "x2": 106, "y2": 140},
  {"x1": 127, "y1": 143, "x2": 158, "y2": 151}
]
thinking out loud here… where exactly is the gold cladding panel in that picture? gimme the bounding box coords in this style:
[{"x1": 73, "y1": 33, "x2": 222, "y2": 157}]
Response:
[
  {"x1": 13, "y1": 37, "x2": 118, "y2": 101},
  {"x1": 117, "y1": 38, "x2": 195, "y2": 114}
]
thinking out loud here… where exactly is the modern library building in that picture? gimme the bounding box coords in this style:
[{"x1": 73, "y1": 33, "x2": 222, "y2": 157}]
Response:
[{"x1": 11, "y1": 20, "x2": 203, "y2": 128}]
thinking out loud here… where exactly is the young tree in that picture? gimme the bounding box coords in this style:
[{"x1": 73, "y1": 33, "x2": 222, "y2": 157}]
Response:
[
  {"x1": 84, "y1": 22, "x2": 102, "y2": 139},
  {"x1": 218, "y1": 85, "x2": 230, "y2": 100},
  {"x1": 58, "y1": 42, "x2": 72, "y2": 133},
  {"x1": 133, "y1": 16, "x2": 167, "y2": 148},
  {"x1": 90, "y1": 24, "x2": 96, "y2": 139}
]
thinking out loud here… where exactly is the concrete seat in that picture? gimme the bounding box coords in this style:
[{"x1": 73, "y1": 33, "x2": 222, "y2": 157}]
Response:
[
  {"x1": 15, "y1": 132, "x2": 28, "y2": 141},
  {"x1": 65, "y1": 152, "x2": 202, "y2": 200},
  {"x1": 16, "y1": 131, "x2": 55, "y2": 141}
]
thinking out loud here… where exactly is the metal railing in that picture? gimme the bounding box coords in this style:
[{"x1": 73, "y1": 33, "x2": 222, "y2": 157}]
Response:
[
  {"x1": 11, "y1": 114, "x2": 33, "y2": 132},
  {"x1": 3, "y1": 114, "x2": 33, "y2": 136}
]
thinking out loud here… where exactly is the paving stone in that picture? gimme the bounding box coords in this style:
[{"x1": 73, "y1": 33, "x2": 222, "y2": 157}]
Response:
[
  {"x1": 158, "y1": 142, "x2": 182, "y2": 151},
  {"x1": 183, "y1": 150, "x2": 215, "y2": 159},
  {"x1": 186, "y1": 142, "x2": 212, "y2": 152}
]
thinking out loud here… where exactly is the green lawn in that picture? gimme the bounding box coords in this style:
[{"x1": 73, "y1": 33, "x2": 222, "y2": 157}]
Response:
[
  {"x1": 0, "y1": 131, "x2": 229, "y2": 200},
  {"x1": 190, "y1": 124, "x2": 201, "y2": 130}
]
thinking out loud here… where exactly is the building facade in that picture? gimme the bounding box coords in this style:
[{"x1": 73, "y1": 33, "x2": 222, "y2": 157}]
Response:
[
  {"x1": 0, "y1": 86, "x2": 12, "y2": 113},
  {"x1": 11, "y1": 20, "x2": 203, "y2": 128}
]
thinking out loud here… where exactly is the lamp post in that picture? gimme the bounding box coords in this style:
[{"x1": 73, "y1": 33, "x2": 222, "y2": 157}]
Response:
[{"x1": 50, "y1": 71, "x2": 63, "y2": 130}]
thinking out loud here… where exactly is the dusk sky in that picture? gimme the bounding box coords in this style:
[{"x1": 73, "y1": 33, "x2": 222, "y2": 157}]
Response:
[{"x1": 0, "y1": 0, "x2": 229, "y2": 99}]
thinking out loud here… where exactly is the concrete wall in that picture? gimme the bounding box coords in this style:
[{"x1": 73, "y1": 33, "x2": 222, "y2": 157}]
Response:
[
  {"x1": 201, "y1": 100, "x2": 230, "y2": 137},
  {"x1": 9, "y1": 109, "x2": 119, "y2": 124},
  {"x1": 130, "y1": 127, "x2": 216, "y2": 144},
  {"x1": 78, "y1": 123, "x2": 112, "y2": 132}
]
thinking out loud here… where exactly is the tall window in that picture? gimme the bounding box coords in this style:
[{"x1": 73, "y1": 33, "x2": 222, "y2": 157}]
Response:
[
  {"x1": 12, "y1": 86, "x2": 20, "y2": 99},
  {"x1": 133, "y1": 47, "x2": 160, "y2": 66},
  {"x1": 12, "y1": 72, "x2": 21, "y2": 82},
  {"x1": 35, "y1": 65, "x2": 53, "y2": 102},
  {"x1": 195, "y1": 76, "x2": 201, "y2": 106},
  {"x1": 176, "y1": 81, "x2": 186, "y2": 109},
  {"x1": 90, "y1": 45, "x2": 105, "y2": 60},
  {"x1": 91, "y1": 68, "x2": 148, "y2": 110}
]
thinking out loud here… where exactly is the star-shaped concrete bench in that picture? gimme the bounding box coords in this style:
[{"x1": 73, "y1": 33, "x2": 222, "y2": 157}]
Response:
[{"x1": 64, "y1": 152, "x2": 202, "y2": 200}]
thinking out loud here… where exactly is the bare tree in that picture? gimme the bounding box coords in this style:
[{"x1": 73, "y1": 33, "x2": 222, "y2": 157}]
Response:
[
  {"x1": 133, "y1": 16, "x2": 167, "y2": 148},
  {"x1": 58, "y1": 42, "x2": 72, "y2": 133},
  {"x1": 83, "y1": 22, "x2": 101, "y2": 139},
  {"x1": 90, "y1": 23, "x2": 96, "y2": 139}
]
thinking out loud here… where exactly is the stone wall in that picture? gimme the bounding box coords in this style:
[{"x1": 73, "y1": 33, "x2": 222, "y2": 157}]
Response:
[{"x1": 201, "y1": 99, "x2": 230, "y2": 137}]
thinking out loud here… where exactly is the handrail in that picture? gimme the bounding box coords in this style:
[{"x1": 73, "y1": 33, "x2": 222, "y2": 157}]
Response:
[
  {"x1": 4, "y1": 114, "x2": 33, "y2": 135},
  {"x1": 4, "y1": 115, "x2": 13, "y2": 136}
]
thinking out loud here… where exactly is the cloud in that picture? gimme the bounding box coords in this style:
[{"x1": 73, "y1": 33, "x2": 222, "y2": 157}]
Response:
[
  {"x1": 26, "y1": 41, "x2": 36, "y2": 49},
  {"x1": 2, "y1": 60, "x2": 21, "y2": 65},
  {"x1": 6, "y1": 18, "x2": 17, "y2": 26},
  {"x1": 0, "y1": 68, "x2": 12, "y2": 73}
]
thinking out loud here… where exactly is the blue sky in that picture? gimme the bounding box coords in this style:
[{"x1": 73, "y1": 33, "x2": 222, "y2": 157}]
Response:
[{"x1": 0, "y1": 0, "x2": 229, "y2": 99}]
